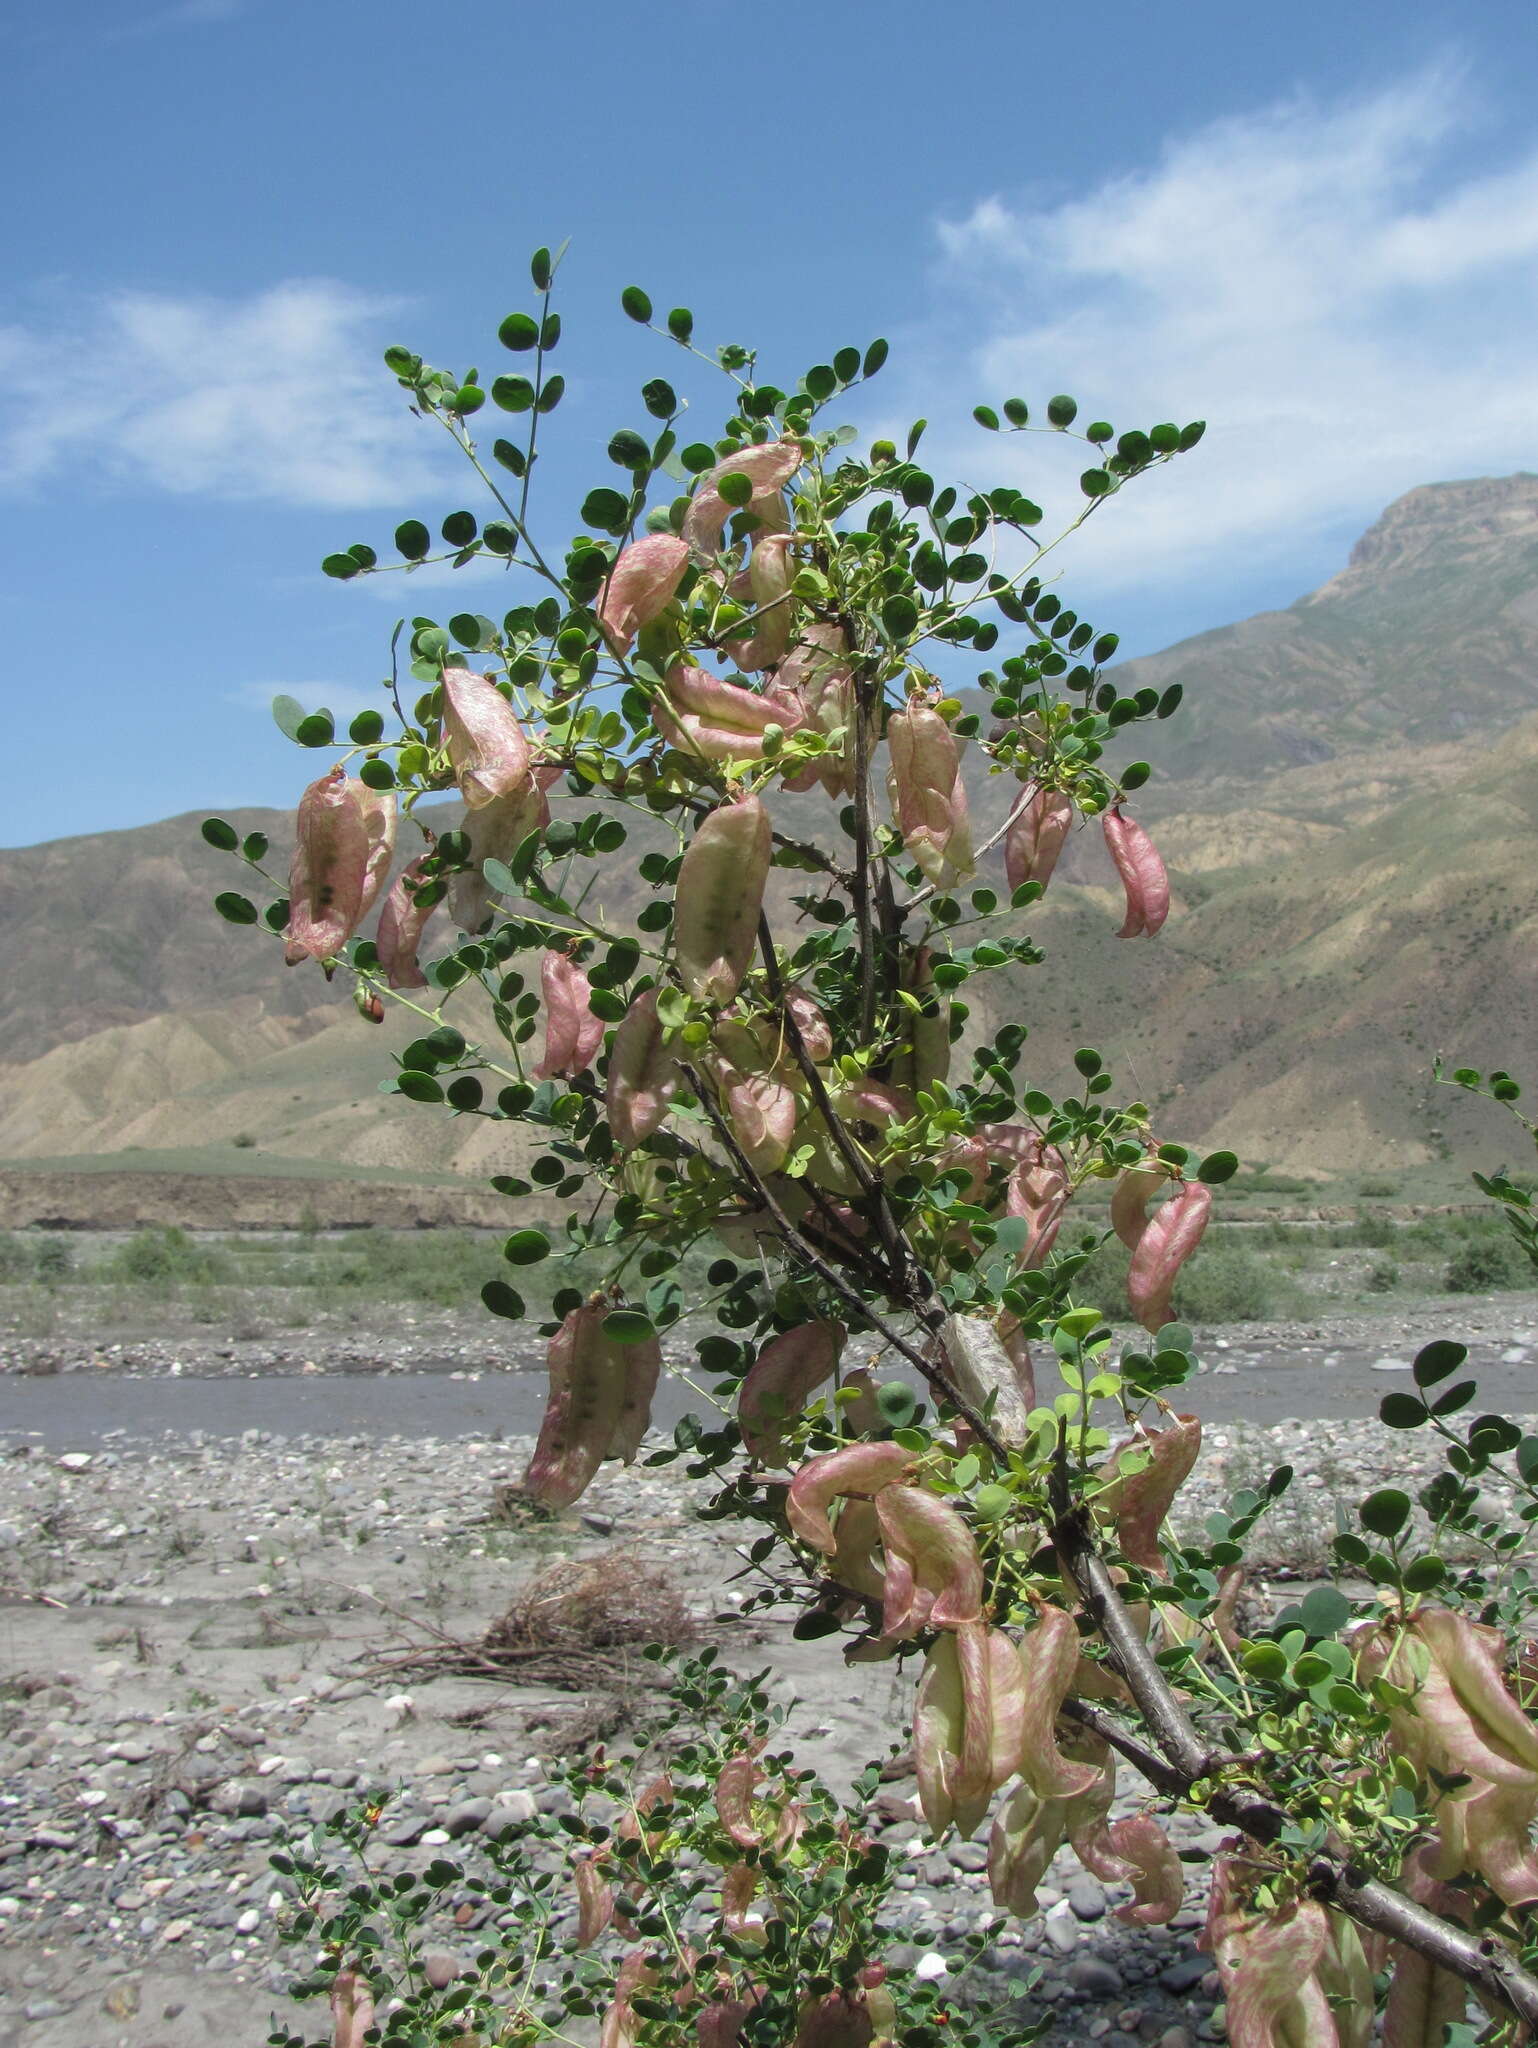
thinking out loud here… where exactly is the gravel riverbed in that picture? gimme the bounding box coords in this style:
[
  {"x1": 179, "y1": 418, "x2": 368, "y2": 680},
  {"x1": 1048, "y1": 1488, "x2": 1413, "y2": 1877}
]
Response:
[{"x1": 1, "y1": 1299, "x2": 1535, "y2": 2047}]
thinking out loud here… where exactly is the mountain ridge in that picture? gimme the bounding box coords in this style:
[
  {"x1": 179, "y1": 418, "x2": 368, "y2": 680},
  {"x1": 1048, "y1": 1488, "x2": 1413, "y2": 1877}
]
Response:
[{"x1": 4, "y1": 473, "x2": 1536, "y2": 1190}]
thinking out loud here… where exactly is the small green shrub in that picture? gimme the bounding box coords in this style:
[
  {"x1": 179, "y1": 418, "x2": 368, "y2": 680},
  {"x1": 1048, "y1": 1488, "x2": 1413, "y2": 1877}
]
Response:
[
  {"x1": 1175, "y1": 1244, "x2": 1304, "y2": 1322},
  {"x1": 106, "y1": 1226, "x2": 232, "y2": 1286},
  {"x1": 1444, "y1": 1234, "x2": 1532, "y2": 1293},
  {"x1": 1366, "y1": 1260, "x2": 1400, "y2": 1293},
  {"x1": 0, "y1": 1232, "x2": 34, "y2": 1282},
  {"x1": 1357, "y1": 1177, "x2": 1398, "y2": 1198}
]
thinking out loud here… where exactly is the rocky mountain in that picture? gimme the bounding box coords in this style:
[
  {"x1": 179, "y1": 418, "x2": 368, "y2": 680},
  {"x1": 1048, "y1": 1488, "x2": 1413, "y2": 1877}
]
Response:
[{"x1": 3, "y1": 473, "x2": 1536, "y2": 1202}]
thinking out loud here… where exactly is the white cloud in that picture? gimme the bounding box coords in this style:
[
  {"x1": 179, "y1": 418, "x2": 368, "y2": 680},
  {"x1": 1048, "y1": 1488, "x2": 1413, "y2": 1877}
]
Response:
[
  {"x1": 926, "y1": 65, "x2": 1538, "y2": 600},
  {"x1": 0, "y1": 280, "x2": 448, "y2": 509}
]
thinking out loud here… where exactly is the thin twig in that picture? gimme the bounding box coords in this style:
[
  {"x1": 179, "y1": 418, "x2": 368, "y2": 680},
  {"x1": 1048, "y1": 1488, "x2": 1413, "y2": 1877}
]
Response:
[
  {"x1": 1052, "y1": 1531, "x2": 1538, "y2": 2027},
  {"x1": 679, "y1": 1060, "x2": 1006, "y2": 1457}
]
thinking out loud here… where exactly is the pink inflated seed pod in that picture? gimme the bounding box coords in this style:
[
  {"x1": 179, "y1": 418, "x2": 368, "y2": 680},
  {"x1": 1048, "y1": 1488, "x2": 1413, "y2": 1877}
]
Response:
[
  {"x1": 573, "y1": 1854, "x2": 614, "y2": 1948},
  {"x1": 683, "y1": 438, "x2": 804, "y2": 558},
  {"x1": 738, "y1": 1321, "x2": 846, "y2": 1466},
  {"x1": 786, "y1": 1440, "x2": 910, "y2": 1555},
  {"x1": 653, "y1": 663, "x2": 804, "y2": 763},
  {"x1": 285, "y1": 768, "x2": 375, "y2": 966},
  {"x1": 1102, "y1": 804, "x2": 1169, "y2": 937},
  {"x1": 328, "y1": 1970, "x2": 376, "y2": 2048},
  {"x1": 724, "y1": 533, "x2": 795, "y2": 671},
  {"x1": 913, "y1": 1621, "x2": 1003, "y2": 1838},
  {"x1": 1110, "y1": 1161, "x2": 1170, "y2": 1251},
  {"x1": 375, "y1": 852, "x2": 438, "y2": 990},
  {"x1": 606, "y1": 987, "x2": 681, "y2": 1148},
  {"x1": 523, "y1": 1304, "x2": 661, "y2": 1507},
  {"x1": 1095, "y1": 1415, "x2": 1202, "y2": 1572},
  {"x1": 597, "y1": 533, "x2": 690, "y2": 656},
  {"x1": 886, "y1": 699, "x2": 973, "y2": 889},
  {"x1": 534, "y1": 951, "x2": 605, "y2": 1081},
  {"x1": 874, "y1": 1484, "x2": 985, "y2": 1638},
  {"x1": 1004, "y1": 785, "x2": 1074, "y2": 895},
  {"x1": 440, "y1": 666, "x2": 532, "y2": 809},
  {"x1": 673, "y1": 794, "x2": 771, "y2": 1004},
  {"x1": 1126, "y1": 1181, "x2": 1211, "y2": 1331},
  {"x1": 448, "y1": 763, "x2": 558, "y2": 934},
  {"x1": 1015, "y1": 1606, "x2": 1104, "y2": 1800}
]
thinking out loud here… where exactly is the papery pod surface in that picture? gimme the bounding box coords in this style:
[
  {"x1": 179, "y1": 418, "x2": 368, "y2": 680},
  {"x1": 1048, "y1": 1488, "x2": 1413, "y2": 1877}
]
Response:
[
  {"x1": 1126, "y1": 1182, "x2": 1212, "y2": 1332},
  {"x1": 534, "y1": 951, "x2": 605, "y2": 1080},
  {"x1": 598, "y1": 532, "x2": 690, "y2": 655},
  {"x1": 786, "y1": 1440, "x2": 909, "y2": 1555},
  {"x1": 913, "y1": 1625, "x2": 994, "y2": 1837},
  {"x1": 886, "y1": 699, "x2": 973, "y2": 888},
  {"x1": 683, "y1": 437, "x2": 803, "y2": 558},
  {"x1": 1015, "y1": 1605, "x2": 1104, "y2": 1799},
  {"x1": 655, "y1": 664, "x2": 804, "y2": 763},
  {"x1": 1004, "y1": 783, "x2": 1074, "y2": 894},
  {"x1": 673, "y1": 795, "x2": 771, "y2": 1004},
  {"x1": 440, "y1": 665, "x2": 532, "y2": 809},
  {"x1": 329, "y1": 1969, "x2": 376, "y2": 2048},
  {"x1": 375, "y1": 852, "x2": 438, "y2": 990},
  {"x1": 738, "y1": 1320, "x2": 846, "y2": 1465},
  {"x1": 448, "y1": 765, "x2": 557, "y2": 933},
  {"x1": 606, "y1": 986, "x2": 682, "y2": 1148},
  {"x1": 285, "y1": 768, "x2": 374, "y2": 965},
  {"x1": 523, "y1": 1304, "x2": 657, "y2": 1507},
  {"x1": 1094, "y1": 1414, "x2": 1202, "y2": 1572},
  {"x1": 724, "y1": 532, "x2": 796, "y2": 671},
  {"x1": 1102, "y1": 803, "x2": 1170, "y2": 937},
  {"x1": 874, "y1": 1483, "x2": 985, "y2": 1637}
]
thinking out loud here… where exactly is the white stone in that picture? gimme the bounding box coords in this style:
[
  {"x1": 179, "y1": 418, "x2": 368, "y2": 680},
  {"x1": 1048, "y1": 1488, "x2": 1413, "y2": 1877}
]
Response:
[{"x1": 914, "y1": 1952, "x2": 950, "y2": 1980}]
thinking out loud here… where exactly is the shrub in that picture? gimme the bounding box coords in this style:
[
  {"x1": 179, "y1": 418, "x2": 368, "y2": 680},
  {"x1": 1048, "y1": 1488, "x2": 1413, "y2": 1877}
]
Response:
[
  {"x1": 106, "y1": 1225, "x2": 231, "y2": 1286},
  {"x1": 1444, "y1": 1233, "x2": 1531, "y2": 1292}
]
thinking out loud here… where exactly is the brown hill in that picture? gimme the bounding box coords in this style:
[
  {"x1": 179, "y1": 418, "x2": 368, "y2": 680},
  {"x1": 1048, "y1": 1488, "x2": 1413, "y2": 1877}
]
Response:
[{"x1": 3, "y1": 473, "x2": 1536, "y2": 1201}]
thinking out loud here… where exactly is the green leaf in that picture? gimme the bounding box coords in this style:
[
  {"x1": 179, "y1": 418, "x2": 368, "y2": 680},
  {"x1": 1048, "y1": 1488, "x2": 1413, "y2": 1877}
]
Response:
[
  {"x1": 213, "y1": 891, "x2": 258, "y2": 924},
  {"x1": 876, "y1": 1382, "x2": 919, "y2": 1428},
  {"x1": 1002, "y1": 397, "x2": 1028, "y2": 426},
  {"x1": 482, "y1": 1280, "x2": 526, "y2": 1320},
  {"x1": 1241, "y1": 1641, "x2": 1288, "y2": 1681},
  {"x1": 1047, "y1": 395, "x2": 1078, "y2": 428},
  {"x1": 603, "y1": 1308, "x2": 656, "y2": 1344},
  {"x1": 582, "y1": 487, "x2": 631, "y2": 531},
  {"x1": 1080, "y1": 468, "x2": 1112, "y2": 498},
  {"x1": 530, "y1": 246, "x2": 552, "y2": 290},
  {"x1": 349, "y1": 709, "x2": 385, "y2": 744},
  {"x1": 442, "y1": 510, "x2": 478, "y2": 547},
  {"x1": 201, "y1": 817, "x2": 239, "y2": 852},
  {"x1": 395, "y1": 1071, "x2": 443, "y2": 1104},
  {"x1": 863, "y1": 338, "x2": 889, "y2": 377},
  {"x1": 972, "y1": 405, "x2": 1000, "y2": 430},
  {"x1": 608, "y1": 429, "x2": 651, "y2": 470},
  {"x1": 1380, "y1": 1392, "x2": 1429, "y2": 1430},
  {"x1": 1299, "y1": 1585, "x2": 1352, "y2": 1638},
  {"x1": 880, "y1": 593, "x2": 919, "y2": 640},
  {"x1": 395, "y1": 519, "x2": 431, "y2": 561},
  {"x1": 641, "y1": 378, "x2": 677, "y2": 420},
  {"x1": 621, "y1": 285, "x2": 653, "y2": 323},
  {"x1": 1359, "y1": 1488, "x2": 1411, "y2": 1539},
  {"x1": 271, "y1": 694, "x2": 307, "y2": 742},
  {"x1": 499, "y1": 312, "x2": 539, "y2": 352},
  {"x1": 716, "y1": 470, "x2": 753, "y2": 509},
  {"x1": 1197, "y1": 1150, "x2": 1239, "y2": 1186},
  {"x1": 492, "y1": 375, "x2": 535, "y2": 413},
  {"x1": 359, "y1": 758, "x2": 394, "y2": 791},
  {"x1": 1412, "y1": 1339, "x2": 1467, "y2": 1387},
  {"x1": 503, "y1": 1228, "x2": 550, "y2": 1265},
  {"x1": 295, "y1": 711, "x2": 335, "y2": 747},
  {"x1": 322, "y1": 552, "x2": 361, "y2": 580},
  {"x1": 667, "y1": 306, "x2": 694, "y2": 341}
]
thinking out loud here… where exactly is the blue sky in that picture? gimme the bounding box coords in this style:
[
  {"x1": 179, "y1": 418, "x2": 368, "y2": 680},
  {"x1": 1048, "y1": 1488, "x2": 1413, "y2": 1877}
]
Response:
[{"x1": 7, "y1": 0, "x2": 1538, "y2": 846}]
